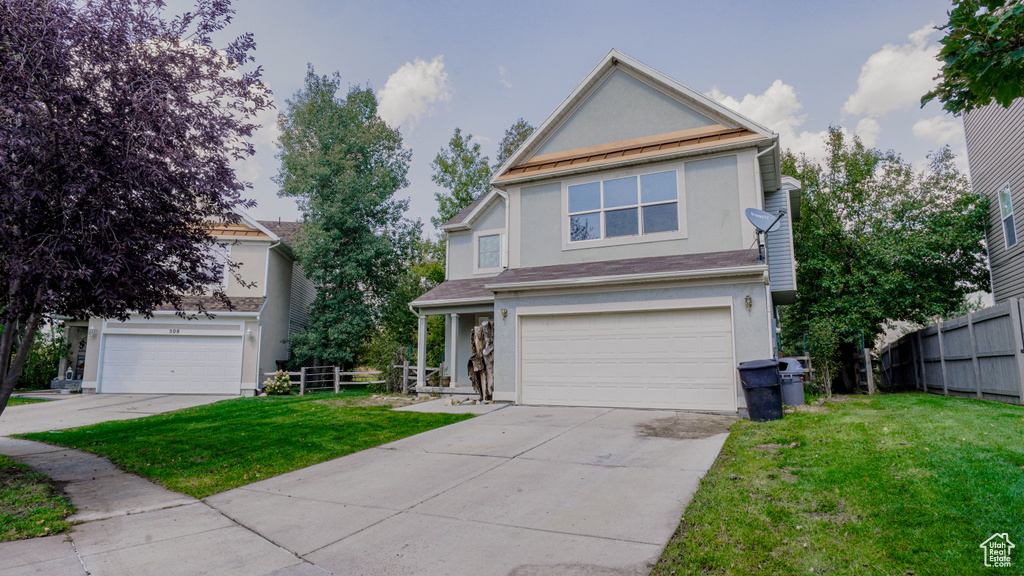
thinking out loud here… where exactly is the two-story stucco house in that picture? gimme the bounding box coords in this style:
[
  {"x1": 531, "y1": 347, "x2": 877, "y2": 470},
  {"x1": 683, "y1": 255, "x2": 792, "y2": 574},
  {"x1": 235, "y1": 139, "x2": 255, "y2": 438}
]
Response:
[
  {"x1": 410, "y1": 51, "x2": 799, "y2": 412},
  {"x1": 963, "y1": 98, "x2": 1024, "y2": 302},
  {"x1": 57, "y1": 211, "x2": 315, "y2": 396}
]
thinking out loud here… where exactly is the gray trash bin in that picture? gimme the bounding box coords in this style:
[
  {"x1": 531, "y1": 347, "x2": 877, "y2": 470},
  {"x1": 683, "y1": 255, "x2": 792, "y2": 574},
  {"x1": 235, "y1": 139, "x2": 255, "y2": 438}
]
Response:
[{"x1": 778, "y1": 357, "x2": 805, "y2": 406}]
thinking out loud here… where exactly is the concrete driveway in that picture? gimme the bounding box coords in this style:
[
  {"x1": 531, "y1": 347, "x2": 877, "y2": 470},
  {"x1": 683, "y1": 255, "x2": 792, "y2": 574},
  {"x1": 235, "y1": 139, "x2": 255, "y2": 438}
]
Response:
[
  {"x1": 0, "y1": 393, "x2": 237, "y2": 435},
  {"x1": 206, "y1": 404, "x2": 735, "y2": 576}
]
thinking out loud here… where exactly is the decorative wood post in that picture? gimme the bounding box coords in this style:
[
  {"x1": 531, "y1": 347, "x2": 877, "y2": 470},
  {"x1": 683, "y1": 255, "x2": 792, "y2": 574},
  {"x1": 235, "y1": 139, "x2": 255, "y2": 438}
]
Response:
[
  {"x1": 333, "y1": 366, "x2": 340, "y2": 394},
  {"x1": 401, "y1": 360, "x2": 410, "y2": 395},
  {"x1": 299, "y1": 367, "x2": 307, "y2": 396},
  {"x1": 417, "y1": 314, "x2": 427, "y2": 388},
  {"x1": 450, "y1": 313, "x2": 459, "y2": 386}
]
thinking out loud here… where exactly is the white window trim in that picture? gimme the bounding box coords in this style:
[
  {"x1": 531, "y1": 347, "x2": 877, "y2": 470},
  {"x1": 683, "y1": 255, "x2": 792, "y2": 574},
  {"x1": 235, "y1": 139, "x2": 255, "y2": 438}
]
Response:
[
  {"x1": 560, "y1": 160, "x2": 689, "y2": 251},
  {"x1": 473, "y1": 229, "x2": 506, "y2": 274},
  {"x1": 998, "y1": 182, "x2": 1017, "y2": 250}
]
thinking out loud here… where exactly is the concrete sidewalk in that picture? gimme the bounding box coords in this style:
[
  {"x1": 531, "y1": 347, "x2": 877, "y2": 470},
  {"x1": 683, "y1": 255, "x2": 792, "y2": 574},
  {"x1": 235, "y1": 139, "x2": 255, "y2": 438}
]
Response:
[{"x1": 0, "y1": 404, "x2": 733, "y2": 576}]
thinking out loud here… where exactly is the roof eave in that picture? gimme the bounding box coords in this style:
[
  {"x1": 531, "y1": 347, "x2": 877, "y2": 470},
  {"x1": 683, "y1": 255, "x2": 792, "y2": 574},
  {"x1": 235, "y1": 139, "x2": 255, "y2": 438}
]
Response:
[
  {"x1": 410, "y1": 296, "x2": 495, "y2": 308},
  {"x1": 493, "y1": 136, "x2": 771, "y2": 188},
  {"x1": 485, "y1": 264, "x2": 769, "y2": 293}
]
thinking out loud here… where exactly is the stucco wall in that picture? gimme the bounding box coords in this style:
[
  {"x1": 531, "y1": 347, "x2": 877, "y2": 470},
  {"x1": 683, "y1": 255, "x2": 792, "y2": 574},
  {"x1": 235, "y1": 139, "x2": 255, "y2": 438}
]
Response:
[
  {"x1": 224, "y1": 241, "x2": 269, "y2": 298},
  {"x1": 447, "y1": 201, "x2": 506, "y2": 280},
  {"x1": 533, "y1": 68, "x2": 717, "y2": 157},
  {"x1": 511, "y1": 150, "x2": 758, "y2": 268},
  {"x1": 491, "y1": 279, "x2": 771, "y2": 409}
]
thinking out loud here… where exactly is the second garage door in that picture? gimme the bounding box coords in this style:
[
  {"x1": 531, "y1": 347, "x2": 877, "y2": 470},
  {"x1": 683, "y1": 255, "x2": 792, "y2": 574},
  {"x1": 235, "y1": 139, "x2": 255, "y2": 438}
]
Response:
[
  {"x1": 100, "y1": 334, "x2": 243, "y2": 394},
  {"x1": 519, "y1": 307, "x2": 736, "y2": 411}
]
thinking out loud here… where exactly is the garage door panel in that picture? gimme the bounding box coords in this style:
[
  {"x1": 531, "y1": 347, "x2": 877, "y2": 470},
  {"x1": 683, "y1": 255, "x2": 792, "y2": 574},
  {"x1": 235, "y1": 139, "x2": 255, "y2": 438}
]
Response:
[
  {"x1": 520, "y1": 307, "x2": 736, "y2": 411},
  {"x1": 100, "y1": 334, "x2": 242, "y2": 394}
]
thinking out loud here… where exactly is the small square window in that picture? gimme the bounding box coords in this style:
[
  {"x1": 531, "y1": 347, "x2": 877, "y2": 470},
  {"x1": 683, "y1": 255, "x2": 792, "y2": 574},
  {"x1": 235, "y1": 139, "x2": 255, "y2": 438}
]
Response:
[{"x1": 478, "y1": 234, "x2": 501, "y2": 269}]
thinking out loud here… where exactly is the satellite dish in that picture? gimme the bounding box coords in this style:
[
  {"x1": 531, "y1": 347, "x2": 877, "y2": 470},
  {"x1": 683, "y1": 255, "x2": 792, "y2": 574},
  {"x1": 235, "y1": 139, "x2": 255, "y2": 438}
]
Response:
[{"x1": 745, "y1": 208, "x2": 784, "y2": 233}]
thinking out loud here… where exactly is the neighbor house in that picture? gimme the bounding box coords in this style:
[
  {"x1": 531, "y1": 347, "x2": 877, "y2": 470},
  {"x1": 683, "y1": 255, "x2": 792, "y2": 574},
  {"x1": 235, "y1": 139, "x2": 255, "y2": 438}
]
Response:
[
  {"x1": 410, "y1": 50, "x2": 799, "y2": 412},
  {"x1": 57, "y1": 212, "x2": 315, "y2": 396},
  {"x1": 963, "y1": 98, "x2": 1024, "y2": 302}
]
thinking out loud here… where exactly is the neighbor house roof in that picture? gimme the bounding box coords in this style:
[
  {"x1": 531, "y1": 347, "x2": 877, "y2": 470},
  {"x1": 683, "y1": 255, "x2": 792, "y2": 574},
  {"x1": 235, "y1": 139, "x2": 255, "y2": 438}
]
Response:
[
  {"x1": 410, "y1": 277, "x2": 496, "y2": 307},
  {"x1": 258, "y1": 220, "x2": 303, "y2": 247},
  {"x1": 155, "y1": 296, "x2": 266, "y2": 313},
  {"x1": 442, "y1": 193, "x2": 490, "y2": 228},
  {"x1": 485, "y1": 250, "x2": 765, "y2": 291}
]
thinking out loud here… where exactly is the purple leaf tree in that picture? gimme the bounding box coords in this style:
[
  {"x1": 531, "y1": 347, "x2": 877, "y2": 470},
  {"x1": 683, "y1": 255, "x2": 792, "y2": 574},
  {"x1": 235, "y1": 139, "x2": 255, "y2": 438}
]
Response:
[{"x1": 0, "y1": 0, "x2": 271, "y2": 414}]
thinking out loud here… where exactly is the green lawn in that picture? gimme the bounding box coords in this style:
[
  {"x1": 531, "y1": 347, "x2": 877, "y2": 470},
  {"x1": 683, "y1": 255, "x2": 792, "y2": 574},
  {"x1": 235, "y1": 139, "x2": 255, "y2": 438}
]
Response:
[
  {"x1": 654, "y1": 394, "x2": 1024, "y2": 576},
  {"x1": 7, "y1": 398, "x2": 50, "y2": 406},
  {"x1": 0, "y1": 455, "x2": 74, "y2": 541},
  {"x1": 20, "y1": 390, "x2": 470, "y2": 498}
]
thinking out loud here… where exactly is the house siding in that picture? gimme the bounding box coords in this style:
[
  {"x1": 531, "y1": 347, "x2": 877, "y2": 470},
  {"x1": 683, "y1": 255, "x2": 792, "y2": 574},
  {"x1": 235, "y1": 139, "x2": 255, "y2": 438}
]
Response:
[
  {"x1": 513, "y1": 150, "x2": 758, "y2": 268},
  {"x1": 289, "y1": 262, "x2": 315, "y2": 336},
  {"x1": 764, "y1": 188, "x2": 795, "y2": 293},
  {"x1": 533, "y1": 68, "x2": 718, "y2": 157},
  {"x1": 224, "y1": 241, "x2": 268, "y2": 298},
  {"x1": 964, "y1": 99, "x2": 1024, "y2": 301},
  {"x1": 259, "y1": 249, "x2": 293, "y2": 381},
  {"x1": 446, "y1": 201, "x2": 506, "y2": 281}
]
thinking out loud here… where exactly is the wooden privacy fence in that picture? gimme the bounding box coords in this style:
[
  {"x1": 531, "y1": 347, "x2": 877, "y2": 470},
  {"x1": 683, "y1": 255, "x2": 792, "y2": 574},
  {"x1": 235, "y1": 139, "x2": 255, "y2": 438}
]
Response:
[
  {"x1": 877, "y1": 298, "x2": 1024, "y2": 404},
  {"x1": 263, "y1": 366, "x2": 384, "y2": 395}
]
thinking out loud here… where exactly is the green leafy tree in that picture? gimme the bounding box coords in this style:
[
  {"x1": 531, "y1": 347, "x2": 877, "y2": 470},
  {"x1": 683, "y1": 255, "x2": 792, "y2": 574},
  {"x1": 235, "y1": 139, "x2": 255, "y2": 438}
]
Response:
[
  {"x1": 276, "y1": 66, "x2": 417, "y2": 366},
  {"x1": 492, "y1": 118, "x2": 535, "y2": 170},
  {"x1": 430, "y1": 128, "x2": 492, "y2": 229},
  {"x1": 782, "y1": 128, "x2": 989, "y2": 390},
  {"x1": 923, "y1": 0, "x2": 1024, "y2": 113}
]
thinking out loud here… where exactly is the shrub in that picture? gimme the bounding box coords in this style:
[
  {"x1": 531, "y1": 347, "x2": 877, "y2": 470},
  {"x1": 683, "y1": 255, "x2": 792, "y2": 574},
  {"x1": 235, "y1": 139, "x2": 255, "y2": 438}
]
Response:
[{"x1": 262, "y1": 371, "x2": 292, "y2": 396}]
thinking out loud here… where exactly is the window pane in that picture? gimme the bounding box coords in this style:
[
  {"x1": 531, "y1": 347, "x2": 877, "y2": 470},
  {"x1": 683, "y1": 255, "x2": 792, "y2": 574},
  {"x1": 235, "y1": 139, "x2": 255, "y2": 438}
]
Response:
[
  {"x1": 570, "y1": 213, "x2": 601, "y2": 241},
  {"x1": 605, "y1": 207, "x2": 639, "y2": 237},
  {"x1": 478, "y1": 234, "x2": 500, "y2": 268},
  {"x1": 569, "y1": 182, "x2": 601, "y2": 213},
  {"x1": 643, "y1": 203, "x2": 679, "y2": 234},
  {"x1": 1006, "y1": 216, "x2": 1017, "y2": 247},
  {"x1": 603, "y1": 177, "x2": 638, "y2": 208},
  {"x1": 641, "y1": 171, "x2": 677, "y2": 203},
  {"x1": 1000, "y1": 186, "x2": 1014, "y2": 219}
]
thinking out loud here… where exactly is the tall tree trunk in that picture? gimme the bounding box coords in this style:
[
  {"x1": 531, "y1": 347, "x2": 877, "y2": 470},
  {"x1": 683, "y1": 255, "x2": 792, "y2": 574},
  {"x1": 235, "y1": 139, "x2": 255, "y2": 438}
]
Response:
[{"x1": 0, "y1": 312, "x2": 43, "y2": 418}]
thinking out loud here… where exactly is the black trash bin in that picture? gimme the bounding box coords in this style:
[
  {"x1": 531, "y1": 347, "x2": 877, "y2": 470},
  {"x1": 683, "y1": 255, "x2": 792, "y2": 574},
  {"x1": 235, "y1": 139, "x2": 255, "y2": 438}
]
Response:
[{"x1": 738, "y1": 359, "x2": 784, "y2": 422}]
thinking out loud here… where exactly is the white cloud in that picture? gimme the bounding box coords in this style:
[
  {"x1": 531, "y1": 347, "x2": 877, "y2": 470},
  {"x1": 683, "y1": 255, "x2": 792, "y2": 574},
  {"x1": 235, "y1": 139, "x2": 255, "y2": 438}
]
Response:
[
  {"x1": 707, "y1": 80, "x2": 834, "y2": 160},
  {"x1": 842, "y1": 24, "x2": 941, "y2": 118},
  {"x1": 233, "y1": 102, "x2": 281, "y2": 185},
  {"x1": 377, "y1": 55, "x2": 453, "y2": 130},
  {"x1": 912, "y1": 115, "x2": 963, "y2": 146},
  {"x1": 855, "y1": 117, "x2": 881, "y2": 148},
  {"x1": 498, "y1": 65, "x2": 512, "y2": 88}
]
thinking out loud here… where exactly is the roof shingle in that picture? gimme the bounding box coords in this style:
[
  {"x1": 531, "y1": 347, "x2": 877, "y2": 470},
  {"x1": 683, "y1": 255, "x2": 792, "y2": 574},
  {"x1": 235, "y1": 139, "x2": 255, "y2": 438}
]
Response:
[
  {"x1": 487, "y1": 249, "x2": 762, "y2": 288},
  {"x1": 410, "y1": 276, "x2": 496, "y2": 306},
  {"x1": 156, "y1": 296, "x2": 266, "y2": 313},
  {"x1": 258, "y1": 220, "x2": 303, "y2": 248}
]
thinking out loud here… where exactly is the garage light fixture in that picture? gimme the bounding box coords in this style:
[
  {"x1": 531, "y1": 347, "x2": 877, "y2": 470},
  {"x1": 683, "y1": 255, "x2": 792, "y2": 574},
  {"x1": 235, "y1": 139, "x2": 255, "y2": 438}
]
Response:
[
  {"x1": 501, "y1": 309, "x2": 508, "y2": 320},
  {"x1": 744, "y1": 295, "x2": 752, "y2": 310},
  {"x1": 246, "y1": 329, "x2": 254, "y2": 341}
]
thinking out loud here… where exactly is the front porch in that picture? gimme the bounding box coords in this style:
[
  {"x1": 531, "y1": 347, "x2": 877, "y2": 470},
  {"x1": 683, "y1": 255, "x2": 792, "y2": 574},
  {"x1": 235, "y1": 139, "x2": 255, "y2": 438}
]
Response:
[{"x1": 409, "y1": 276, "x2": 498, "y2": 393}]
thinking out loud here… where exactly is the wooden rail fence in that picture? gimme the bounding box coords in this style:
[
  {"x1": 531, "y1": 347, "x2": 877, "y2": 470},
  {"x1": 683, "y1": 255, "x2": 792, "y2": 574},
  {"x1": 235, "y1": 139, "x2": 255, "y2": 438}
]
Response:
[
  {"x1": 877, "y1": 298, "x2": 1024, "y2": 404},
  {"x1": 263, "y1": 366, "x2": 384, "y2": 395}
]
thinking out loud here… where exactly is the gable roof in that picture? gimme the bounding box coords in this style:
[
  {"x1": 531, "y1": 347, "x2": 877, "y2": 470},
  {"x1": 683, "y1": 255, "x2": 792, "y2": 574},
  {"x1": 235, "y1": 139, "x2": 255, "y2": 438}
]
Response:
[
  {"x1": 440, "y1": 189, "x2": 505, "y2": 232},
  {"x1": 491, "y1": 49, "x2": 780, "y2": 189}
]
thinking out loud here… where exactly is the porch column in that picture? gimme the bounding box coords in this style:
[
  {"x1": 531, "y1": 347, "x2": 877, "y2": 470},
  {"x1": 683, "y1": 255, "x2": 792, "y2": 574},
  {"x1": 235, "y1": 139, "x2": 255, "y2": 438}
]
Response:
[
  {"x1": 416, "y1": 314, "x2": 427, "y2": 387},
  {"x1": 450, "y1": 313, "x2": 459, "y2": 386}
]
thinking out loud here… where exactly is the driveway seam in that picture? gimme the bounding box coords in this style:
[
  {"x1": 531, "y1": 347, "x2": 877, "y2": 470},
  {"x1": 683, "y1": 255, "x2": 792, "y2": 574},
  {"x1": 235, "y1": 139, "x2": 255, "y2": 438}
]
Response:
[{"x1": 399, "y1": 509, "x2": 666, "y2": 546}]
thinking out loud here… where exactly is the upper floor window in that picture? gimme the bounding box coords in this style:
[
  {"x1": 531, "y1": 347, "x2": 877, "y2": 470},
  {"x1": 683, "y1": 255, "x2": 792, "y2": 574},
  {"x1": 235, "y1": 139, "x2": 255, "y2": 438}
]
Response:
[
  {"x1": 203, "y1": 244, "x2": 231, "y2": 287},
  {"x1": 999, "y1": 183, "x2": 1017, "y2": 249},
  {"x1": 568, "y1": 170, "x2": 679, "y2": 242},
  {"x1": 474, "y1": 231, "x2": 505, "y2": 273}
]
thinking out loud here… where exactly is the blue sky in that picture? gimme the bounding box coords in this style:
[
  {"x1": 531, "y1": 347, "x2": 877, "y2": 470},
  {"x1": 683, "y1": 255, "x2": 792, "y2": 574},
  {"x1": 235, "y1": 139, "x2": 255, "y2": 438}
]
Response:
[{"x1": 172, "y1": 0, "x2": 965, "y2": 230}]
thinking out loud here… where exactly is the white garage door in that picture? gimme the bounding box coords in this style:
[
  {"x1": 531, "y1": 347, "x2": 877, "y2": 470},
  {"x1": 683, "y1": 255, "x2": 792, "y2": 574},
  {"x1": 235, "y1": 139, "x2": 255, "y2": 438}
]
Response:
[
  {"x1": 100, "y1": 334, "x2": 243, "y2": 394},
  {"x1": 520, "y1": 307, "x2": 736, "y2": 411}
]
